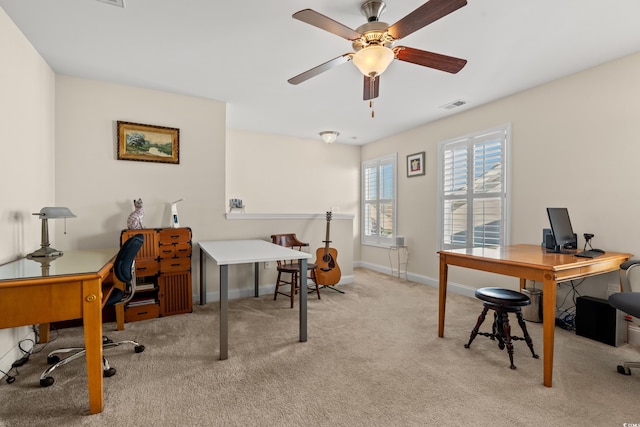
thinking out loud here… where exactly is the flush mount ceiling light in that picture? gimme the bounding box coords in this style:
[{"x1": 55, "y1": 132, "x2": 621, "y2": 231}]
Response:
[{"x1": 319, "y1": 131, "x2": 340, "y2": 144}]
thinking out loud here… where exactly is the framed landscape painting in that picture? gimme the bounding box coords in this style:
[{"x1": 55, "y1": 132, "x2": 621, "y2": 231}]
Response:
[{"x1": 117, "y1": 121, "x2": 180, "y2": 164}]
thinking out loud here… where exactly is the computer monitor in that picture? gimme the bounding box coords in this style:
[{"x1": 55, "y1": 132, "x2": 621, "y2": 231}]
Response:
[{"x1": 546, "y1": 207, "x2": 577, "y2": 253}]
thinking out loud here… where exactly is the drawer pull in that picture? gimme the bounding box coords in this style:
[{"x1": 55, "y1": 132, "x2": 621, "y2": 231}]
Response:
[
  {"x1": 137, "y1": 267, "x2": 147, "y2": 271},
  {"x1": 171, "y1": 263, "x2": 180, "y2": 267}
]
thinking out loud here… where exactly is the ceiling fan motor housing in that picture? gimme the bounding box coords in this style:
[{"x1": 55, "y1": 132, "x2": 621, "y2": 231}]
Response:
[
  {"x1": 353, "y1": 21, "x2": 394, "y2": 51},
  {"x1": 360, "y1": 0, "x2": 386, "y2": 22}
]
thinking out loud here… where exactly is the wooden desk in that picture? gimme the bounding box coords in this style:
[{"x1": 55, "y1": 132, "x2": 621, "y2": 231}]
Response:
[
  {"x1": 438, "y1": 244, "x2": 631, "y2": 387},
  {"x1": 0, "y1": 249, "x2": 118, "y2": 414},
  {"x1": 199, "y1": 239, "x2": 311, "y2": 360}
]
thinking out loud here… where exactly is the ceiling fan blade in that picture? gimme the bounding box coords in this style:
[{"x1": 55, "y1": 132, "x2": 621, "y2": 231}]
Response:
[
  {"x1": 387, "y1": 0, "x2": 467, "y2": 40},
  {"x1": 288, "y1": 54, "x2": 352, "y2": 85},
  {"x1": 395, "y1": 46, "x2": 467, "y2": 74},
  {"x1": 363, "y1": 75, "x2": 380, "y2": 101},
  {"x1": 293, "y1": 9, "x2": 362, "y2": 40}
]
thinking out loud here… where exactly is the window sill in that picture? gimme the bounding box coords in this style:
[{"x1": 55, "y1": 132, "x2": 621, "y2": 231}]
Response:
[{"x1": 225, "y1": 212, "x2": 354, "y2": 220}]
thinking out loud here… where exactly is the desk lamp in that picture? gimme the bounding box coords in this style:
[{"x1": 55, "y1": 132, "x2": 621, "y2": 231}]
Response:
[{"x1": 28, "y1": 207, "x2": 76, "y2": 258}]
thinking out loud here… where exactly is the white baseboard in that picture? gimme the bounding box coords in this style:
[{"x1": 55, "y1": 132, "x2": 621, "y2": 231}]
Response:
[
  {"x1": 0, "y1": 326, "x2": 36, "y2": 379},
  {"x1": 197, "y1": 275, "x2": 355, "y2": 303},
  {"x1": 628, "y1": 324, "x2": 640, "y2": 345},
  {"x1": 355, "y1": 260, "x2": 477, "y2": 299}
]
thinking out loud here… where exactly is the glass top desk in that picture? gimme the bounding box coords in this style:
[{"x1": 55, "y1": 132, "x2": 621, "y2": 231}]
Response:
[{"x1": 0, "y1": 248, "x2": 118, "y2": 415}]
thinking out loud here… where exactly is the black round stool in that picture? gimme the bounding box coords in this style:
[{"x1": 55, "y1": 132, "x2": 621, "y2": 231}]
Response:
[{"x1": 464, "y1": 287, "x2": 539, "y2": 369}]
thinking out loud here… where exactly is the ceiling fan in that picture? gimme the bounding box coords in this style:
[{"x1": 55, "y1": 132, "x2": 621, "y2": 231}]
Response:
[{"x1": 288, "y1": 0, "x2": 468, "y2": 103}]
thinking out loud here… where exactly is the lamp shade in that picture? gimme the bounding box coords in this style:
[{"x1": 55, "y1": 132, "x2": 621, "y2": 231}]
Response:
[
  {"x1": 319, "y1": 131, "x2": 339, "y2": 144},
  {"x1": 352, "y1": 45, "x2": 395, "y2": 77},
  {"x1": 37, "y1": 207, "x2": 76, "y2": 219}
]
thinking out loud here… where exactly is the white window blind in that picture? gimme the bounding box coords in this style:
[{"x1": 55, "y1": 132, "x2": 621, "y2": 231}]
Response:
[
  {"x1": 362, "y1": 153, "x2": 397, "y2": 246},
  {"x1": 438, "y1": 125, "x2": 510, "y2": 250}
]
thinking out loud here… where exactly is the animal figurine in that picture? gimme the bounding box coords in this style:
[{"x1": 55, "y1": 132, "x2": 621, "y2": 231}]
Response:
[{"x1": 127, "y1": 198, "x2": 144, "y2": 229}]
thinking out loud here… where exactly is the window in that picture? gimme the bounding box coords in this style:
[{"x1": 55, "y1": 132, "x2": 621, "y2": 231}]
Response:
[
  {"x1": 438, "y1": 124, "x2": 510, "y2": 250},
  {"x1": 362, "y1": 153, "x2": 397, "y2": 246}
]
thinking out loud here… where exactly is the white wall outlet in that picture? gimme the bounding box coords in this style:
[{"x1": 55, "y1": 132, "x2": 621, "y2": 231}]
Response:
[
  {"x1": 607, "y1": 283, "x2": 621, "y2": 297},
  {"x1": 264, "y1": 261, "x2": 271, "y2": 269},
  {"x1": 628, "y1": 324, "x2": 640, "y2": 345}
]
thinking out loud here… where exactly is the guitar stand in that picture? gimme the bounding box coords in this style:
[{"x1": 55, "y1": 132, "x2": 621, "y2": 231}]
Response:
[{"x1": 320, "y1": 285, "x2": 344, "y2": 294}]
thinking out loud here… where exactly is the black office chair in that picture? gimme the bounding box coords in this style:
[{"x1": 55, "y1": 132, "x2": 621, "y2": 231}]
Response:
[
  {"x1": 39, "y1": 234, "x2": 146, "y2": 387},
  {"x1": 608, "y1": 259, "x2": 640, "y2": 375}
]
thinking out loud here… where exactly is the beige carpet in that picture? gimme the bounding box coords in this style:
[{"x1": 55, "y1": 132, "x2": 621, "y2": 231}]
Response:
[{"x1": 1, "y1": 268, "x2": 639, "y2": 426}]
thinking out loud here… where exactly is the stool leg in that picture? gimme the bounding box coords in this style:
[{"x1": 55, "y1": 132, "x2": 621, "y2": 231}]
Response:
[
  {"x1": 291, "y1": 272, "x2": 297, "y2": 309},
  {"x1": 465, "y1": 306, "x2": 489, "y2": 349},
  {"x1": 312, "y1": 269, "x2": 321, "y2": 300},
  {"x1": 274, "y1": 271, "x2": 282, "y2": 301},
  {"x1": 515, "y1": 311, "x2": 539, "y2": 359},
  {"x1": 499, "y1": 310, "x2": 516, "y2": 369}
]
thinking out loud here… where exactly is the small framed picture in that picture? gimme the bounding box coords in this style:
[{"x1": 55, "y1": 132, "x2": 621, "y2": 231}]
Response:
[{"x1": 407, "y1": 152, "x2": 425, "y2": 177}]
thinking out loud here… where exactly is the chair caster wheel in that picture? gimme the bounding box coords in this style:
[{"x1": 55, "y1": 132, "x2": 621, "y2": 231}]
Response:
[
  {"x1": 103, "y1": 367, "x2": 116, "y2": 378},
  {"x1": 47, "y1": 355, "x2": 60, "y2": 364},
  {"x1": 135, "y1": 345, "x2": 145, "y2": 353},
  {"x1": 40, "y1": 376, "x2": 54, "y2": 387},
  {"x1": 617, "y1": 365, "x2": 631, "y2": 375}
]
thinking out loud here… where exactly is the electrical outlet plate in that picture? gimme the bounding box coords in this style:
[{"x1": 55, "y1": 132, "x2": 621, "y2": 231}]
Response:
[
  {"x1": 607, "y1": 283, "x2": 620, "y2": 297},
  {"x1": 264, "y1": 261, "x2": 271, "y2": 269}
]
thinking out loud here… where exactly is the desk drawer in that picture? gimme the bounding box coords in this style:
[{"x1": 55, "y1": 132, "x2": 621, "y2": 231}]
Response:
[
  {"x1": 160, "y1": 258, "x2": 191, "y2": 273},
  {"x1": 159, "y1": 242, "x2": 192, "y2": 259},
  {"x1": 125, "y1": 303, "x2": 159, "y2": 322},
  {"x1": 133, "y1": 260, "x2": 159, "y2": 277},
  {"x1": 158, "y1": 228, "x2": 191, "y2": 244}
]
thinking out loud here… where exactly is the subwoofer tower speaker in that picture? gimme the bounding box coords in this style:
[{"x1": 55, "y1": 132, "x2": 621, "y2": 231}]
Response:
[{"x1": 575, "y1": 296, "x2": 625, "y2": 347}]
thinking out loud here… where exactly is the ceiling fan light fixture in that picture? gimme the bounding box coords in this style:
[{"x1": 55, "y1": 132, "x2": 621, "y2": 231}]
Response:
[
  {"x1": 319, "y1": 131, "x2": 340, "y2": 144},
  {"x1": 352, "y1": 45, "x2": 394, "y2": 77}
]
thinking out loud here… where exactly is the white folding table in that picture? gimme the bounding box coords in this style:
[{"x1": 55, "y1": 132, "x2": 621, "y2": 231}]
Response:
[{"x1": 199, "y1": 239, "x2": 312, "y2": 359}]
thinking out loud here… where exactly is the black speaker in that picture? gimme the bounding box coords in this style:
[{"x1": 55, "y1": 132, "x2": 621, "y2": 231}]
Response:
[
  {"x1": 542, "y1": 228, "x2": 577, "y2": 251},
  {"x1": 575, "y1": 296, "x2": 625, "y2": 347}
]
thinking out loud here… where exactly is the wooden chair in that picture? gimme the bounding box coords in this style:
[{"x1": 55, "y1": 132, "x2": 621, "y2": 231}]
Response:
[{"x1": 271, "y1": 234, "x2": 320, "y2": 308}]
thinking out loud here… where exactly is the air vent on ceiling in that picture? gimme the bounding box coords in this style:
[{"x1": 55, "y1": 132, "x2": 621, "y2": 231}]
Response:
[
  {"x1": 97, "y1": 0, "x2": 125, "y2": 7},
  {"x1": 440, "y1": 99, "x2": 468, "y2": 110}
]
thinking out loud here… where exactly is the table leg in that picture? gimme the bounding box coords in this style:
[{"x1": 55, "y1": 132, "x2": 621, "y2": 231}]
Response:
[
  {"x1": 438, "y1": 255, "x2": 449, "y2": 337},
  {"x1": 200, "y1": 248, "x2": 207, "y2": 305},
  {"x1": 254, "y1": 262, "x2": 259, "y2": 297},
  {"x1": 542, "y1": 275, "x2": 557, "y2": 387},
  {"x1": 39, "y1": 323, "x2": 50, "y2": 343},
  {"x1": 299, "y1": 258, "x2": 307, "y2": 342},
  {"x1": 82, "y1": 278, "x2": 104, "y2": 414},
  {"x1": 220, "y1": 264, "x2": 228, "y2": 360}
]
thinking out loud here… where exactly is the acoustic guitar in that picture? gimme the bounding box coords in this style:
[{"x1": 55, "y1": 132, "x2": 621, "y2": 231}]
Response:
[{"x1": 315, "y1": 211, "x2": 341, "y2": 286}]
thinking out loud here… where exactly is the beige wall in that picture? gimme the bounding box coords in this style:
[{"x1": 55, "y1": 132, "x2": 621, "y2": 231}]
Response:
[
  {"x1": 0, "y1": 7, "x2": 55, "y2": 375},
  {"x1": 54, "y1": 75, "x2": 227, "y2": 249},
  {"x1": 226, "y1": 128, "x2": 362, "y2": 261},
  {"x1": 53, "y1": 79, "x2": 358, "y2": 302},
  {"x1": 361, "y1": 51, "x2": 640, "y2": 299}
]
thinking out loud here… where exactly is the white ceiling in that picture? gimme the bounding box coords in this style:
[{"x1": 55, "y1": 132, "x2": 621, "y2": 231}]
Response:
[{"x1": 2, "y1": 0, "x2": 640, "y2": 145}]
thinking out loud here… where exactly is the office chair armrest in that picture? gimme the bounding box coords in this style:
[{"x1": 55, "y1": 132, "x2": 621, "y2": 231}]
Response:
[
  {"x1": 621, "y1": 259, "x2": 640, "y2": 271},
  {"x1": 619, "y1": 259, "x2": 640, "y2": 293}
]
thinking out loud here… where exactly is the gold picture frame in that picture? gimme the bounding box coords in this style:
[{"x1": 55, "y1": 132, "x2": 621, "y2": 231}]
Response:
[{"x1": 117, "y1": 121, "x2": 180, "y2": 164}]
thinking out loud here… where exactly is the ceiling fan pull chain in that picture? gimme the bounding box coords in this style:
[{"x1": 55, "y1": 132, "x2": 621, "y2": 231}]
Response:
[{"x1": 370, "y1": 76, "x2": 376, "y2": 118}]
